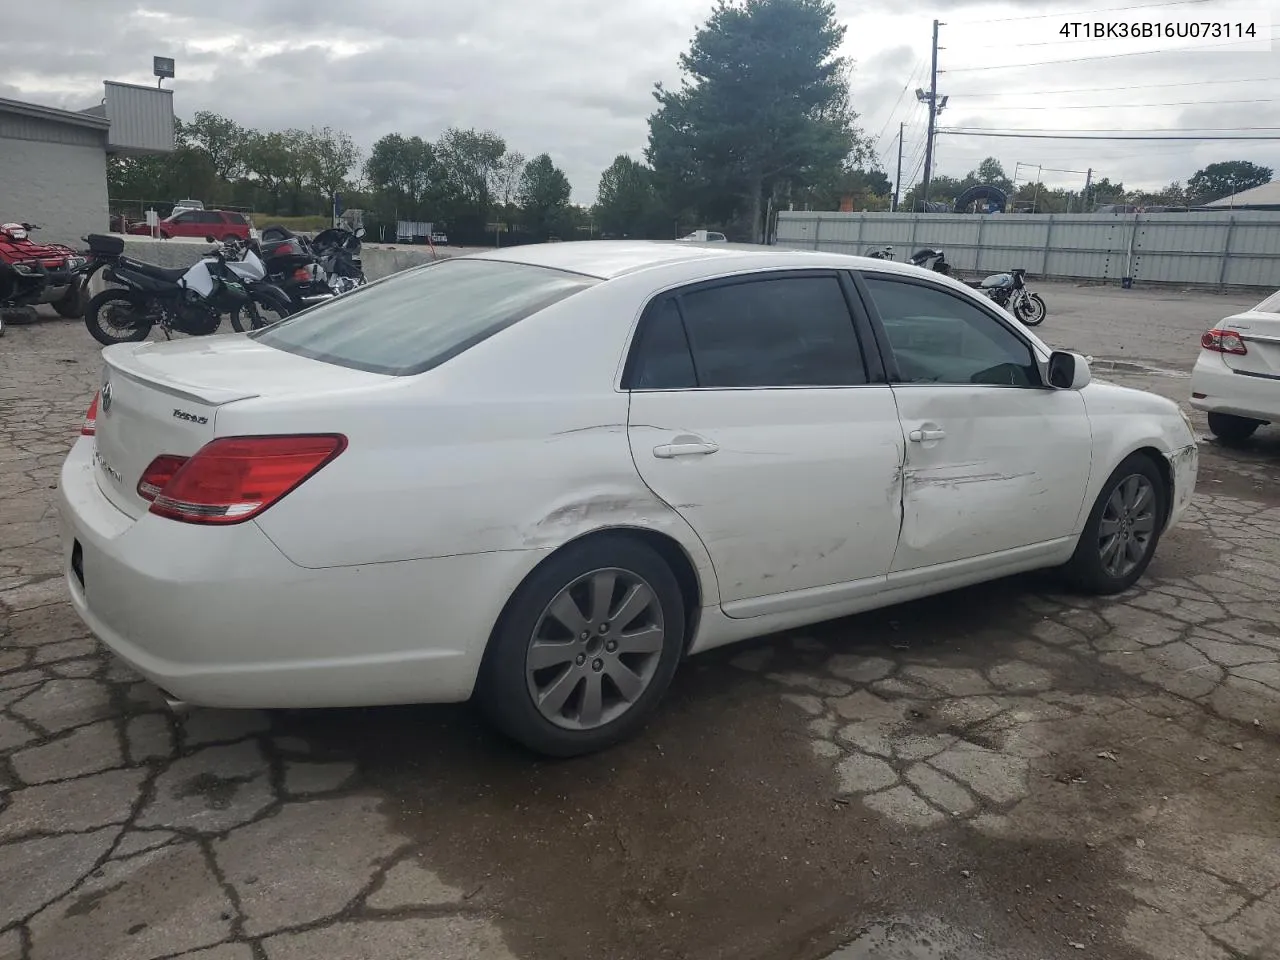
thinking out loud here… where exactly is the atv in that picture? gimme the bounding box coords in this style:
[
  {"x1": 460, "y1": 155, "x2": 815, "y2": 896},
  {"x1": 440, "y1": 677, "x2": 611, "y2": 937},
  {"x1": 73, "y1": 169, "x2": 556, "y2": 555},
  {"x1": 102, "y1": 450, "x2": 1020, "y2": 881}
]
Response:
[{"x1": 0, "y1": 222, "x2": 89, "y2": 322}]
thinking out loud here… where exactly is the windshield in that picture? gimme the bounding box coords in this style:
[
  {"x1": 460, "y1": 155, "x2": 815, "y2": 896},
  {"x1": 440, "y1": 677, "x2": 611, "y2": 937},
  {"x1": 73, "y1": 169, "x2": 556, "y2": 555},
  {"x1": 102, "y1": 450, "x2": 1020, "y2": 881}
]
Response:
[
  {"x1": 252, "y1": 258, "x2": 599, "y2": 376},
  {"x1": 1253, "y1": 289, "x2": 1280, "y2": 314}
]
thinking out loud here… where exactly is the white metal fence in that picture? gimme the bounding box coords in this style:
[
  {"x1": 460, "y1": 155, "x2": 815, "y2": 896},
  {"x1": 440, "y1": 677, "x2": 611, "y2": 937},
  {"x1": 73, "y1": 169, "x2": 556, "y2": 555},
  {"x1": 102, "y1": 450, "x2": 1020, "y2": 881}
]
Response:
[{"x1": 774, "y1": 211, "x2": 1280, "y2": 287}]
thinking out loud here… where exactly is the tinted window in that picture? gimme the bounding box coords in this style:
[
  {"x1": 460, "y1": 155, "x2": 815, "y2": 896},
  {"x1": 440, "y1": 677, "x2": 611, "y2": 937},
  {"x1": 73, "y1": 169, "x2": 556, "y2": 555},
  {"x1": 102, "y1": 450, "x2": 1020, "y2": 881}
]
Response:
[
  {"x1": 225, "y1": 212, "x2": 248, "y2": 225},
  {"x1": 199, "y1": 211, "x2": 224, "y2": 224},
  {"x1": 253, "y1": 259, "x2": 598, "y2": 376},
  {"x1": 676, "y1": 276, "x2": 866, "y2": 387},
  {"x1": 631, "y1": 299, "x2": 696, "y2": 389},
  {"x1": 171, "y1": 212, "x2": 195, "y2": 223},
  {"x1": 862, "y1": 277, "x2": 1039, "y2": 387}
]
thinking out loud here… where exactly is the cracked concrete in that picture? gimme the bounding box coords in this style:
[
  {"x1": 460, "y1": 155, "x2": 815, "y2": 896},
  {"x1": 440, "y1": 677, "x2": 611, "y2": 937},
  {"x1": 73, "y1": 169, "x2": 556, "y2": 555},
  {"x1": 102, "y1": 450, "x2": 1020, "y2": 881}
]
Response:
[{"x1": 4, "y1": 288, "x2": 1280, "y2": 960}]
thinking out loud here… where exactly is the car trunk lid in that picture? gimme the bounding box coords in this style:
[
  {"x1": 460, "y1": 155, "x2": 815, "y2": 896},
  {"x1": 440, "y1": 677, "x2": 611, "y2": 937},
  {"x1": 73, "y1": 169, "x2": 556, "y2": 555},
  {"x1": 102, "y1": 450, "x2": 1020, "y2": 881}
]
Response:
[
  {"x1": 1221, "y1": 310, "x2": 1280, "y2": 380},
  {"x1": 92, "y1": 336, "x2": 390, "y2": 519}
]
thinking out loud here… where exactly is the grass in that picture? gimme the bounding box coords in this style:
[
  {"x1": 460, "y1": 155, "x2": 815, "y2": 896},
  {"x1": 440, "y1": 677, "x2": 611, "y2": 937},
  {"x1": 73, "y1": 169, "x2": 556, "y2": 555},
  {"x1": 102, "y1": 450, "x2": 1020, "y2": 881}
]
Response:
[{"x1": 250, "y1": 215, "x2": 333, "y2": 233}]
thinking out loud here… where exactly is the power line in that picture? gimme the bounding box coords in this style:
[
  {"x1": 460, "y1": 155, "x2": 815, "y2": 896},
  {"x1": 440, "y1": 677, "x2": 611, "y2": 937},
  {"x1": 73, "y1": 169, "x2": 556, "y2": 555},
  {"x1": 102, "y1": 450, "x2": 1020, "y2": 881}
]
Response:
[
  {"x1": 870, "y1": 61, "x2": 924, "y2": 151},
  {"x1": 955, "y1": 76, "x2": 1280, "y2": 97},
  {"x1": 939, "y1": 130, "x2": 1280, "y2": 141},
  {"x1": 959, "y1": 97, "x2": 1279, "y2": 111},
  {"x1": 948, "y1": 125, "x2": 1280, "y2": 132},
  {"x1": 943, "y1": 34, "x2": 1277, "y2": 74},
  {"x1": 951, "y1": 0, "x2": 1214, "y2": 25}
]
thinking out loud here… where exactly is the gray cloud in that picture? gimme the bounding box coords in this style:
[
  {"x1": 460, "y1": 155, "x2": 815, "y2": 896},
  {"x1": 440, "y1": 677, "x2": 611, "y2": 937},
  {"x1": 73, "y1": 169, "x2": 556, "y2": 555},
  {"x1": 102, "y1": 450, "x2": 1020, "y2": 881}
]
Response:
[{"x1": 2, "y1": 0, "x2": 1278, "y2": 204}]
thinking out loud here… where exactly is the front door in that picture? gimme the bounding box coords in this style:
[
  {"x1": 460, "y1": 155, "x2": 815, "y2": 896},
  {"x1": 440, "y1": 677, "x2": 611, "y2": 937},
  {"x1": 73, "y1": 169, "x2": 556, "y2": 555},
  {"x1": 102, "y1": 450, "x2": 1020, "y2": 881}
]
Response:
[
  {"x1": 625, "y1": 271, "x2": 906, "y2": 613},
  {"x1": 857, "y1": 273, "x2": 1094, "y2": 573}
]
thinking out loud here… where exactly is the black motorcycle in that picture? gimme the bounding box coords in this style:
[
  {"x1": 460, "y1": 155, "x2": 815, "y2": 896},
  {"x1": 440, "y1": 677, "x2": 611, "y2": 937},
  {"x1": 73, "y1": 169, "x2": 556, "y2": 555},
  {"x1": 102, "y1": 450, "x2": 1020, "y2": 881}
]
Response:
[
  {"x1": 81, "y1": 234, "x2": 260, "y2": 345},
  {"x1": 907, "y1": 247, "x2": 951, "y2": 275},
  {"x1": 967, "y1": 268, "x2": 1046, "y2": 327},
  {"x1": 311, "y1": 225, "x2": 367, "y2": 294},
  {"x1": 258, "y1": 225, "x2": 335, "y2": 312}
]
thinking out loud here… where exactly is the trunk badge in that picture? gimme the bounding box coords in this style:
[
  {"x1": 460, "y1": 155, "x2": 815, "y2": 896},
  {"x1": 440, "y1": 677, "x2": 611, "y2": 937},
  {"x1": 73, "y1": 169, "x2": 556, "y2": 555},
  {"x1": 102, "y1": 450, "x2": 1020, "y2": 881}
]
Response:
[{"x1": 100, "y1": 381, "x2": 113, "y2": 414}]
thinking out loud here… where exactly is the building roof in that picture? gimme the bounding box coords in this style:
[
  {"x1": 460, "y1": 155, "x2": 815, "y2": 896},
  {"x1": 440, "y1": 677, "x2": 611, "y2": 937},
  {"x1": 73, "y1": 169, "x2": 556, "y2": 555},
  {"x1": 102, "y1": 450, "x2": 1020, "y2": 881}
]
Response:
[
  {"x1": 0, "y1": 96, "x2": 111, "y2": 131},
  {"x1": 1204, "y1": 181, "x2": 1280, "y2": 208}
]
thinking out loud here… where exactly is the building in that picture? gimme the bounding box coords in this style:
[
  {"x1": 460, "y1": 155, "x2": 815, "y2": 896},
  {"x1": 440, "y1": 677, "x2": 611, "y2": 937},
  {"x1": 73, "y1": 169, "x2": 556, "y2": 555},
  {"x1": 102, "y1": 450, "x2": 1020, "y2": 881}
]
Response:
[
  {"x1": 1202, "y1": 181, "x2": 1280, "y2": 212},
  {"x1": 0, "y1": 82, "x2": 174, "y2": 246}
]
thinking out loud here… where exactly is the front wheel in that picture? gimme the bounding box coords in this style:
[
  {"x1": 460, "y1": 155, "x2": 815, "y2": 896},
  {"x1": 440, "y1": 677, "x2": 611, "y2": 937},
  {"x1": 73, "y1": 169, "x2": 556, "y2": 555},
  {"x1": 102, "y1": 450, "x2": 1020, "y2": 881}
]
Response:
[
  {"x1": 477, "y1": 536, "x2": 686, "y2": 757},
  {"x1": 1015, "y1": 292, "x2": 1046, "y2": 326},
  {"x1": 229, "y1": 296, "x2": 290, "y2": 333},
  {"x1": 1063, "y1": 453, "x2": 1168, "y2": 595},
  {"x1": 1207, "y1": 412, "x2": 1261, "y2": 444},
  {"x1": 53, "y1": 284, "x2": 86, "y2": 319},
  {"x1": 85, "y1": 290, "x2": 152, "y2": 345}
]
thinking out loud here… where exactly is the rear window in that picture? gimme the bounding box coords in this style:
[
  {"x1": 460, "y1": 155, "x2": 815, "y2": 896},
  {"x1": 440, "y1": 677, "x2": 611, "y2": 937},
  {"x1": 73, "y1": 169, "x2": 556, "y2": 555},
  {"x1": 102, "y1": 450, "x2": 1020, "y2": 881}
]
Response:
[
  {"x1": 251, "y1": 258, "x2": 599, "y2": 376},
  {"x1": 1253, "y1": 289, "x2": 1280, "y2": 314}
]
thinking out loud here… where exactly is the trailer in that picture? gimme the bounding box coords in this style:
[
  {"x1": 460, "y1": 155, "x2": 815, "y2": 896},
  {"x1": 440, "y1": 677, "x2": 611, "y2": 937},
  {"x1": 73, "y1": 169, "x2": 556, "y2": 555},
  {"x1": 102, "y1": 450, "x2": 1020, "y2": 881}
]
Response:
[{"x1": 395, "y1": 220, "x2": 433, "y2": 244}]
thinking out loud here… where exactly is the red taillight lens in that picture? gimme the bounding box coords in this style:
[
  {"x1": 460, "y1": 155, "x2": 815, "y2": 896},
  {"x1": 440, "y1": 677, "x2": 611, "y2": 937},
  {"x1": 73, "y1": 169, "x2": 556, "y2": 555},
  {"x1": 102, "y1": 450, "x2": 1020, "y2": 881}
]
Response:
[
  {"x1": 293, "y1": 267, "x2": 311, "y2": 281},
  {"x1": 82, "y1": 392, "x2": 99, "y2": 436},
  {"x1": 147, "y1": 434, "x2": 347, "y2": 525},
  {"x1": 137, "y1": 454, "x2": 189, "y2": 501},
  {"x1": 1201, "y1": 329, "x2": 1247, "y2": 355}
]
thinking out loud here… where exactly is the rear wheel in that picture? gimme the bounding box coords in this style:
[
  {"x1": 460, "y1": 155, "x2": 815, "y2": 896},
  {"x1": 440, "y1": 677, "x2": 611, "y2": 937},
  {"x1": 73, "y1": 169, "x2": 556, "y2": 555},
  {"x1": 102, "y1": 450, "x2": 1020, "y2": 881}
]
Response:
[
  {"x1": 478, "y1": 536, "x2": 686, "y2": 757},
  {"x1": 1063, "y1": 453, "x2": 1167, "y2": 595},
  {"x1": 85, "y1": 290, "x2": 151, "y2": 345},
  {"x1": 1207, "y1": 412, "x2": 1261, "y2": 445},
  {"x1": 229, "y1": 297, "x2": 290, "y2": 332}
]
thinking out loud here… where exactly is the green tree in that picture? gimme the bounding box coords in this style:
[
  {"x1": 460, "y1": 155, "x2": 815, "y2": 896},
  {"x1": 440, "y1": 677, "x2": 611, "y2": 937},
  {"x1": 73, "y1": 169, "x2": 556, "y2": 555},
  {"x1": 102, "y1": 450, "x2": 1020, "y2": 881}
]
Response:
[
  {"x1": 900, "y1": 174, "x2": 963, "y2": 211},
  {"x1": 647, "y1": 0, "x2": 864, "y2": 242},
  {"x1": 184, "y1": 111, "x2": 250, "y2": 183},
  {"x1": 970, "y1": 157, "x2": 1013, "y2": 195},
  {"x1": 593, "y1": 154, "x2": 665, "y2": 237},
  {"x1": 306, "y1": 126, "x2": 361, "y2": 204},
  {"x1": 519, "y1": 153, "x2": 572, "y2": 238},
  {"x1": 435, "y1": 127, "x2": 507, "y2": 222},
  {"x1": 1187, "y1": 160, "x2": 1273, "y2": 204}
]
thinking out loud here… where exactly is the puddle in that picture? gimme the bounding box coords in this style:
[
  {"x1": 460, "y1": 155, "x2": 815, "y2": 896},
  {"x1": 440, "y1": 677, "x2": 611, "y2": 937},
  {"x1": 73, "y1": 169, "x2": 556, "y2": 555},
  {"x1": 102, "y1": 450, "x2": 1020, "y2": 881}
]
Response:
[{"x1": 822, "y1": 918, "x2": 1018, "y2": 960}]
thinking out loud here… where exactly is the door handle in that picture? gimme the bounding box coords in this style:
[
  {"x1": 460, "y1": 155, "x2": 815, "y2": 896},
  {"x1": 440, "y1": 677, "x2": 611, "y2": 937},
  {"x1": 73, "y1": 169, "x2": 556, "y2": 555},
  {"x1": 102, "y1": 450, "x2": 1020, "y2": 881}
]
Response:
[
  {"x1": 653, "y1": 441, "x2": 719, "y2": 459},
  {"x1": 908, "y1": 428, "x2": 946, "y2": 443}
]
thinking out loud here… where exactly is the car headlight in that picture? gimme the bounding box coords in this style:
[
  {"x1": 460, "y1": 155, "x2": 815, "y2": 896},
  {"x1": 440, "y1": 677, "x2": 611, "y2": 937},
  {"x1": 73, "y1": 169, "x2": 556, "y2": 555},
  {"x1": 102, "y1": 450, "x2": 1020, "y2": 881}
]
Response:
[
  {"x1": 11, "y1": 263, "x2": 33, "y2": 275},
  {"x1": 65, "y1": 256, "x2": 86, "y2": 270}
]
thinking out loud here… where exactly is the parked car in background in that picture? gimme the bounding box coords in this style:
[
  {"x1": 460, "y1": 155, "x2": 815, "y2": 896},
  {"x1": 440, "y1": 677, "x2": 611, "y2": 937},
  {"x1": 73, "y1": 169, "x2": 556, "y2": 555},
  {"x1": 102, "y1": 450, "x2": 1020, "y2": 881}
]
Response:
[
  {"x1": 60, "y1": 242, "x2": 1197, "y2": 758},
  {"x1": 127, "y1": 209, "x2": 252, "y2": 241},
  {"x1": 1190, "y1": 289, "x2": 1280, "y2": 442},
  {"x1": 678, "y1": 230, "x2": 727, "y2": 242},
  {"x1": 170, "y1": 199, "x2": 205, "y2": 216}
]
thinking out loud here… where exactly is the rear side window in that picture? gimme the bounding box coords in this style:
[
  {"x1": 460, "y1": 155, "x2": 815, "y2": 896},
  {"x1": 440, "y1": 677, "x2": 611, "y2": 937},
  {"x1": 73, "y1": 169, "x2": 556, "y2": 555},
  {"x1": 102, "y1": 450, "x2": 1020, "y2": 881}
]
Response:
[
  {"x1": 677, "y1": 275, "x2": 867, "y2": 387},
  {"x1": 253, "y1": 259, "x2": 598, "y2": 376},
  {"x1": 630, "y1": 300, "x2": 697, "y2": 389},
  {"x1": 225, "y1": 212, "x2": 248, "y2": 225}
]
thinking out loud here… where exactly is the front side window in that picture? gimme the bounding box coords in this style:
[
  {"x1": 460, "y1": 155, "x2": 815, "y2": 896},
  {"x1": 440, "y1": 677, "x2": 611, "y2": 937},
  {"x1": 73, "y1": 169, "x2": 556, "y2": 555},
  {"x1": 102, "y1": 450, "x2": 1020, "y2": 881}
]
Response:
[
  {"x1": 660, "y1": 275, "x2": 867, "y2": 388},
  {"x1": 253, "y1": 259, "x2": 598, "y2": 376},
  {"x1": 862, "y1": 276, "x2": 1040, "y2": 387}
]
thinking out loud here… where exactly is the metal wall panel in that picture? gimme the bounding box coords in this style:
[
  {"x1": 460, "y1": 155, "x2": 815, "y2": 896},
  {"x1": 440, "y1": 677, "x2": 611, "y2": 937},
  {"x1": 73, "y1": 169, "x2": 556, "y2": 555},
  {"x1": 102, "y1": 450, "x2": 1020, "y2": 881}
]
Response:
[
  {"x1": 103, "y1": 82, "x2": 175, "y2": 154},
  {"x1": 775, "y1": 211, "x2": 1280, "y2": 288}
]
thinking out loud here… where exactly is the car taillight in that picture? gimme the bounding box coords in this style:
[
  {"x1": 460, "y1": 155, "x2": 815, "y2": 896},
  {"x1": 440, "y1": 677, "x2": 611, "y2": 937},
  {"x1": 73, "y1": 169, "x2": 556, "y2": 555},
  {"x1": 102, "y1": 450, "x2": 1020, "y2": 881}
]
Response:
[
  {"x1": 147, "y1": 434, "x2": 347, "y2": 525},
  {"x1": 293, "y1": 267, "x2": 311, "y2": 281},
  {"x1": 137, "y1": 454, "x2": 189, "y2": 501},
  {"x1": 82, "y1": 392, "x2": 99, "y2": 436},
  {"x1": 1201, "y1": 329, "x2": 1247, "y2": 355}
]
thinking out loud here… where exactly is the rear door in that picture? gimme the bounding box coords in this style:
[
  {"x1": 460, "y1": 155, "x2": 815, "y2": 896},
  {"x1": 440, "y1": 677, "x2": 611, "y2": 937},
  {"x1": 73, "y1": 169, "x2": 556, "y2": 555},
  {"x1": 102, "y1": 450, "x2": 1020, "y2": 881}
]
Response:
[{"x1": 626, "y1": 270, "x2": 906, "y2": 614}]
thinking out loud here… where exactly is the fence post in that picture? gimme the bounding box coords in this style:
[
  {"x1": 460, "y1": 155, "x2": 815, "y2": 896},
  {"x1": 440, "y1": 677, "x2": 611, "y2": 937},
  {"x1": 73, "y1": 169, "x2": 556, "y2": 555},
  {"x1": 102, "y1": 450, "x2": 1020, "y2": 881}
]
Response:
[
  {"x1": 1041, "y1": 215, "x2": 1055, "y2": 278},
  {"x1": 974, "y1": 216, "x2": 985, "y2": 273},
  {"x1": 1217, "y1": 215, "x2": 1237, "y2": 288},
  {"x1": 854, "y1": 215, "x2": 864, "y2": 250},
  {"x1": 908, "y1": 215, "x2": 918, "y2": 251},
  {"x1": 813, "y1": 216, "x2": 822, "y2": 251}
]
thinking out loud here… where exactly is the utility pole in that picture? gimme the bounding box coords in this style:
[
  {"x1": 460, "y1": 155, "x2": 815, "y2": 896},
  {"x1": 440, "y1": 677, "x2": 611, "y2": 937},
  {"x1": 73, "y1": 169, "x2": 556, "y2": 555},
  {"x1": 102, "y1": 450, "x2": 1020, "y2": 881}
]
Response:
[
  {"x1": 893, "y1": 122, "x2": 905, "y2": 212},
  {"x1": 1082, "y1": 167, "x2": 1093, "y2": 212},
  {"x1": 917, "y1": 20, "x2": 948, "y2": 207}
]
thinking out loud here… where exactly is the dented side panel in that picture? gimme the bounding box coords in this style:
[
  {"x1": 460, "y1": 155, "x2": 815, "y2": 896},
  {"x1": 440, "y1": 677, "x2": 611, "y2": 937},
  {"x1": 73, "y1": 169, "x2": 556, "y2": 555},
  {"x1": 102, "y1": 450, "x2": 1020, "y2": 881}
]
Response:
[{"x1": 889, "y1": 386, "x2": 1093, "y2": 573}]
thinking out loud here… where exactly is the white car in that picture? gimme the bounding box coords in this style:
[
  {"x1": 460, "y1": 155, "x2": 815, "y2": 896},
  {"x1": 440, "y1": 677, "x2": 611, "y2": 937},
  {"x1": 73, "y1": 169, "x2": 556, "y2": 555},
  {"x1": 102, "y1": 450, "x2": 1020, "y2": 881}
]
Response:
[
  {"x1": 59, "y1": 243, "x2": 1199, "y2": 756},
  {"x1": 678, "y1": 230, "x2": 727, "y2": 242},
  {"x1": 1190, "y1": 289, "x2": 1280, "y2": 443}
]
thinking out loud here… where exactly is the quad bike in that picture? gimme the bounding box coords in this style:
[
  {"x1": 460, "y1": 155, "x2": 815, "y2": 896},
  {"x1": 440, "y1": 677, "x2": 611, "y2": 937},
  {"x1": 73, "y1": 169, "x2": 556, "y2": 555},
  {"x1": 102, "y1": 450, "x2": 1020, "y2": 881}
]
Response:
[{"x1": 0, "y1": 222, "x2": 89, "y2": 323}]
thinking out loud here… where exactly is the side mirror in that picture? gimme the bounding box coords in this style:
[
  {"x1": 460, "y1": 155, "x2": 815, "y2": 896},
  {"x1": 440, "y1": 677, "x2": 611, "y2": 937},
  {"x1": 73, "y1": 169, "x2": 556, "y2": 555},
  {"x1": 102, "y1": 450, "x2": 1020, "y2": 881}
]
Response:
[
  {"x1": 354, "y1": 226, "x2": 366, "y2": 239},
  {"x1": 1048, "y1": 350, "x2": 1092, "y2": 390}
]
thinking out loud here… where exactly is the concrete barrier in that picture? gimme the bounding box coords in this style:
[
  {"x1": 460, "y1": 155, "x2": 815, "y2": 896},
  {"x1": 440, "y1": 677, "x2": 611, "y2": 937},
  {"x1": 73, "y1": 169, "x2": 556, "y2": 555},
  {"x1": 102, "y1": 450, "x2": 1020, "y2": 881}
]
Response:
[{"x1": 86, "y1": 235, "x2": 491, "y2": 297}]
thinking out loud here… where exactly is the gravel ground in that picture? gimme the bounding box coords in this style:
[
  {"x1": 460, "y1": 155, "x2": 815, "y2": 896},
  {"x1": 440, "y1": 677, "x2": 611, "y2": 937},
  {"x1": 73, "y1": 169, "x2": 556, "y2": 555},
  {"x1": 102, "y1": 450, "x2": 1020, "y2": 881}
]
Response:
[{"x1": 1, "y1": 280, "x2": 1278, "y2": 960}]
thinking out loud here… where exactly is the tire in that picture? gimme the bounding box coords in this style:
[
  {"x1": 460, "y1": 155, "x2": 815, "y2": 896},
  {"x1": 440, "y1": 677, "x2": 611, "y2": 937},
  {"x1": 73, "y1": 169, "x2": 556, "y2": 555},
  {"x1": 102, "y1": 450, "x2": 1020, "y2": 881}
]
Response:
[
  {"x1": 477, "y1": 535, "x2": 686, "y2": 757},
  {"x1": 1015, "y1": 292, "x2": 1047, "y2": 326},
  {"x1": 1063, "y1": 453, "x2": 1168, "y2": 595},
  {"x1": 53, "y1": 285, "x2": 86, "y2": 319},
  {"x1": 229, "y1": 296, "x2": 290, "y2": 332},
  {"x1": 1207, "y1": 412, "x2": 1260, "y2": 445},
  {"x1": 85, "y1": 290, "x2": 151, "y2": 346}
]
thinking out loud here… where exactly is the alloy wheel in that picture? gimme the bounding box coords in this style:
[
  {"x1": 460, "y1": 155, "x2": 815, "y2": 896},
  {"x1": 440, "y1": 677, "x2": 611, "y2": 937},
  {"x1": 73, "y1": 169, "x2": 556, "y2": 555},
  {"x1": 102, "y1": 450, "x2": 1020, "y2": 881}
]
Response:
[{"x1": 1098, "y1": 474, "x2": 1157, "y2": 578}]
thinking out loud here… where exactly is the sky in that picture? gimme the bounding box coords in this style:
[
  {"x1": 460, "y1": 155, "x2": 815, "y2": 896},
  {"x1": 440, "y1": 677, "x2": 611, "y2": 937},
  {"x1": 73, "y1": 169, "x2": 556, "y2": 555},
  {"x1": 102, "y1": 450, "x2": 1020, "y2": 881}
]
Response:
[{"x1": 2, "y1": 0, "x2": 1277, "y2": 204}]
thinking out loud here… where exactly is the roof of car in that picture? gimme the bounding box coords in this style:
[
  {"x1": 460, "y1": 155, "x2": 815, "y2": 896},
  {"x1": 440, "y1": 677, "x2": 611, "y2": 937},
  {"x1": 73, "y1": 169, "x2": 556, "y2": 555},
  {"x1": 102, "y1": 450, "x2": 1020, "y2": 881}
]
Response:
[{"x1": 461, "y1": 240, "x2": 919, "y2": 280}]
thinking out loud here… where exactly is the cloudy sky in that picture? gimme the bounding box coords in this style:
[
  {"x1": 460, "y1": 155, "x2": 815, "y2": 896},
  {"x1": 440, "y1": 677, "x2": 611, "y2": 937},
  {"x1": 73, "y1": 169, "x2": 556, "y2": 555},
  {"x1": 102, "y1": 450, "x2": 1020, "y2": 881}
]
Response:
[{"x1": 2, "y1": 0, "x2": 1277, "y2": 203}]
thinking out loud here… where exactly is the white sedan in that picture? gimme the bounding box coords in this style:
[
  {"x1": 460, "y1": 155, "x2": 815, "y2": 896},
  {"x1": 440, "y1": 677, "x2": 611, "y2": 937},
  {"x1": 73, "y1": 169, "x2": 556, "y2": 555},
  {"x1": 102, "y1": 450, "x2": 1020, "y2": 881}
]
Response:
[
  {"x1": 59, "y1": 242, "x2": 1199, "y2": 756},
  {"x1": 1190, "y1": 289, "x2": 1280, "y2": 443}
]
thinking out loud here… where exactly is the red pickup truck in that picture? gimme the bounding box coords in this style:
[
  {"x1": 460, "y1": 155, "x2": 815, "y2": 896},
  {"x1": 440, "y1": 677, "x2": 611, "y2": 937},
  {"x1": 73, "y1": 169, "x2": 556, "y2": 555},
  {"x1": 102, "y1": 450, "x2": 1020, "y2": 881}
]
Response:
[{"x1": 127, "y1": 208, "x2": 252, "y2": 241}]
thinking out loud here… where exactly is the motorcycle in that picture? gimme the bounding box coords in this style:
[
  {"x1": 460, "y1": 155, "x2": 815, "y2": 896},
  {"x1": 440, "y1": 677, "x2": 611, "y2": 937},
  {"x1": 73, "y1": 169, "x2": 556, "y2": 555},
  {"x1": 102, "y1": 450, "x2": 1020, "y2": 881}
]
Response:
[
  {"x1": 866, "y1": 244, "x2": 895, "y2": 260},
  {"x1": 967, "y1": 268, "x2": 1046, "y2": 327},
  {"x1": 80, "y1": 234, "x2": 288, "y2": 345},
  {"x1": 311, "y1": 225, "x2": 367, "y2": 295},
  {"x1": 258, "y1": 224, "x2": 337, "y2": 312},
  {"x1": 207, "y1": 236, "x2": 299, "y2": 332},
  {"x1": 907, "y1": 247, "x2": 951, "y2": 275},
  {"x1": 0, "y1": 222, "x2": 88, "y2": 321}
]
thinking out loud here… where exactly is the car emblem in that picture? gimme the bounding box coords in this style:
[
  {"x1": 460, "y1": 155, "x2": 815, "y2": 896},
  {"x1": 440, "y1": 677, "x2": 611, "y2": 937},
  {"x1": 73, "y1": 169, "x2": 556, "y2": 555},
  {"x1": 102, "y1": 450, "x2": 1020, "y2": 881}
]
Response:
[{"x1": 100, "y1": 380, "x2": 112, "y2": 415}]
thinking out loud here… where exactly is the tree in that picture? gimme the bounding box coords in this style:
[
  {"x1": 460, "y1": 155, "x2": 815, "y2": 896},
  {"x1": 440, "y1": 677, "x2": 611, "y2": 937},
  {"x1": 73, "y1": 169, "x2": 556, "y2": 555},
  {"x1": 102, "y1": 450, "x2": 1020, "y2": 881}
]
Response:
[
  {"x1": 365, "y1": 134, "x2": 438, "y2": 215},
  {"x1": 435, "y1": 127, "x2": 507, "y2": 220},
  {"x1": 1187, "y1": 160, "x2": 1273, "y2": 204},
  {"x1": 647, "y1": 0, "x2": 864, "y2": 242},
  {"x1": 971, "y1": 157, "x2": 1013, "y2": 195},
  {"x1": 900, "y1": 174, "x2": 963, "y2": 211},
  {"x1": 490, "y1": 151, "x2": 527, "y2": 226},
  {"x1": 594, "y1": 154, "x2": 665, "y2": 236},
  {"x1": 185, "y1": 111, "x2": 250, "y2": 183},
  {"x1": 519, "y1": 153, "x2": 572, "y2": 238},
  {"x1": 307, "y1": 126, "x2": 361, "y2": 203}
]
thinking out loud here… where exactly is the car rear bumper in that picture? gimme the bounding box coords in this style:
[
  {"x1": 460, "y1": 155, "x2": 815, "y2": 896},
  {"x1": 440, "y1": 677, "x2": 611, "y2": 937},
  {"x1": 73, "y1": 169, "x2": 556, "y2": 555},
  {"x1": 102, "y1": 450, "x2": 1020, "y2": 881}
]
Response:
[
  {"x1": 1189, "y1": 352, "x2": 1280, "y2": 423},
  {"x1": 58, "y1": 436, "x2": 535, "y2": 709}
]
